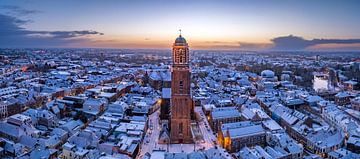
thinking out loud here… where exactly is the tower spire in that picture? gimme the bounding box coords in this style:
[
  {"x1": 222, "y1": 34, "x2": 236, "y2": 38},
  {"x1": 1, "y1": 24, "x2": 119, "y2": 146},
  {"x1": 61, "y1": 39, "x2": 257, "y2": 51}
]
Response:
[{"x1": 179, "y1": 29, "x2": 182, "y2": 36}]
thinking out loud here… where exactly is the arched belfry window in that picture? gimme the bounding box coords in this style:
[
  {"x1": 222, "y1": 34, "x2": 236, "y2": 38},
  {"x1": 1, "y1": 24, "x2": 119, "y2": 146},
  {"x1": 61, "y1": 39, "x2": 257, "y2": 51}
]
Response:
[
  {"x1": 179, "y1": 49, "x2": 183, "y2": 63},
  {"x1": 180, "y1": 49, "x2": 186, "y2": 64},
  {"x1": 179, "y1": 54, "x2": 183, "y2": 63},
  {"x1": 174, "y1": 48, "x2": 187, "y2": 64}
]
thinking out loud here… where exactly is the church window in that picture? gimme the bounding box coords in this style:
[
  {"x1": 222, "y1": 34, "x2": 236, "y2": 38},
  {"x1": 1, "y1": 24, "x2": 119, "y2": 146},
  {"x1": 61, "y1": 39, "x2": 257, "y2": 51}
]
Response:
[{"x1": 179, "y1": 123, "x2": 183, "y2": 133}]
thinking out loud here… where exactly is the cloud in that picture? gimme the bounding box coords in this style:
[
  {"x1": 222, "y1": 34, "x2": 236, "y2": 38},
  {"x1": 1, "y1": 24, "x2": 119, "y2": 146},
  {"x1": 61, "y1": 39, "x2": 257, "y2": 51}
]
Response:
[
  {"x1": 1, "y1": 5, "x2": 42, "y2": 16},
  {"x1": 0, "y1": 13, "x2": 103, "y2": 48},
  {"x1": 271, "y1": 35, "x2": 360, "y2": 50},
  {"x1": 199, "y1": 36, "x2": 360, "y2": 51},
  {"x1": 308, "y1": 43, "x2": 360, "y2": 51},
  {"x1": 32, "y1": 30, "x2": 104, "y2": 38}
]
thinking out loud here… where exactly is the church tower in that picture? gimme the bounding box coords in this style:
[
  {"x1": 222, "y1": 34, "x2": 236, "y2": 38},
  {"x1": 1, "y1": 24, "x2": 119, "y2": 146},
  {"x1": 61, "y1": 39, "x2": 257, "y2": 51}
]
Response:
[{"x1": 170, "y1": 32, "x2": 193, "y2": 143}]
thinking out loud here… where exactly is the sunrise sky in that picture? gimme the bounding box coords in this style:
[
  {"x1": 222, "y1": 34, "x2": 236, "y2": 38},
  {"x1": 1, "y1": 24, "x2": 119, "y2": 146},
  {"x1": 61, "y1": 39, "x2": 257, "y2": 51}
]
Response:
[{"x1": 1, "y1": 0, "x2": 360, "y2": 50}]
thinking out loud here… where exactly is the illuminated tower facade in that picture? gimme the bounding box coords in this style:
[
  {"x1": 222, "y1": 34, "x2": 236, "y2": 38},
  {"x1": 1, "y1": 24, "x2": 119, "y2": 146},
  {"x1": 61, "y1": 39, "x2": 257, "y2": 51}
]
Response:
[{"x1": 170, "y1": 33, "x2": 193, "y2": 143}]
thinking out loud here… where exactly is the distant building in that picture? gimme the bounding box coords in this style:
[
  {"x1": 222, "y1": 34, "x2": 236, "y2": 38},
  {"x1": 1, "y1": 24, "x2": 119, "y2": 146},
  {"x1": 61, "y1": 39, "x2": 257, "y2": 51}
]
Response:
[
  {"x1": 59, "y1": 120, "x2": 84, "y2": 135},
  {"x1": 236, "y1": 144, "x2": 302, "y2": 159},
  {"x1": 351, "y1": 96, "x2": 360, "y2": 111},
  {"x1": 0, "y1": 101, "x2": 8, "y2": 118},
  {"x1": 160, "y1": 88, "x2": 171, "y2": 120},
  {"x1": 0, "y1": 100, "x2": 21, "y2": 119},
  {"x1": 62, "y1": 142, "x2": 89, "y2": 159},
  {"x1": 328, "y1": 148, "x2": 360, "y2": 159},
  {"x1": 148, "y1": 70, "x2": 171, "y2": 90},
  {"x1": 334, "y1": 92, "x2": 352, "y2": 106},
  {"x1": 62, "y1": 96, "x2": 87, "y2": 108},
  {"x1": 280, "y1": 109, "x2": 344, "y2": 157},
  {"x1": 0, "y1": 114, "x2": 39, "y2": 142},
  {"x1": 23, "y1": 109, "x2": 58, "y2": 128},
  {"x1": 7, "y1": 114, "x2": 32, "y2": 126},
  {"x1": 209, "y1": 107, "x2": 242, "y2": 132},
  {"x1": 83, "y1": 98, "x2": 107, "y2": 117},
  {"x1": 346, "y1": 136, "x2": 360, "y2": 154},
  {"x1": 343, "y1": 80, "x2": 357, "y2": 91},
  {"x1": 261, "y1": 70, "x2": 277, "y2": 82},
  {"x1": 217, "y1": 121, "x2": 266, "y2": 152}
]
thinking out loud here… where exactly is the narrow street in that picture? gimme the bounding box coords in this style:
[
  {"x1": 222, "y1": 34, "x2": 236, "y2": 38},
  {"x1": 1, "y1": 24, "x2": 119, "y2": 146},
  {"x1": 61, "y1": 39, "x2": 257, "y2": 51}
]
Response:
[
  {"x1": 194, "y1": 106, "x2": 232, "y2": 159},
  {"x1": 137, "y1": 107, "x2": 232, "y2": 159},
  {"x1": 137, "y1": 109, "x2": 161, "y2": 159}
]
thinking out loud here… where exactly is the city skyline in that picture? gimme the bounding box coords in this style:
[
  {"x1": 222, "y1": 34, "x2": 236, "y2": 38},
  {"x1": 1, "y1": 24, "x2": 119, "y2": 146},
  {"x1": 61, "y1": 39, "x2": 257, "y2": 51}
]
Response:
[
  {"x1": 1, "y1": 0, "x2": 360, "y2": 50},
  {"x1": 1, "y1": 1, "x2": 360, "y2": 159}
]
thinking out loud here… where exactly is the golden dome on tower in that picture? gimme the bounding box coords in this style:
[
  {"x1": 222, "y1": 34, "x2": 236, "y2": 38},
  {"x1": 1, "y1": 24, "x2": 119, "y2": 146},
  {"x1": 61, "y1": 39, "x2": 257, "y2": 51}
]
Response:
[
  {"x1": 175, "y1": 35, "x2": 186, "y2": 44},
  {"x1": 174, "y1": 30, "x2": 187, "y2": 46}
]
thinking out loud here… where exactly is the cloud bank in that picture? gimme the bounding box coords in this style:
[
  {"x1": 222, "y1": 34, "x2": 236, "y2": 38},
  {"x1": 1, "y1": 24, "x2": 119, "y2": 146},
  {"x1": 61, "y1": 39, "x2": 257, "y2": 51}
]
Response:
[
  {"x1": 270, "y1": 35, "x2": 360, "y2": 51},
  {"x1": 197, "y1": 36, "x2": 360, "y2": 51}
]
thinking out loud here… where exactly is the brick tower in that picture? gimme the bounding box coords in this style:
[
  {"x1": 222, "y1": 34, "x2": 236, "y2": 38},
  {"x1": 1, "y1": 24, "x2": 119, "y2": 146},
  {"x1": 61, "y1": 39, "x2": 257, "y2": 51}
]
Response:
[{"x1": 170, "y1": 32, "x2": 193, "y2": 143}]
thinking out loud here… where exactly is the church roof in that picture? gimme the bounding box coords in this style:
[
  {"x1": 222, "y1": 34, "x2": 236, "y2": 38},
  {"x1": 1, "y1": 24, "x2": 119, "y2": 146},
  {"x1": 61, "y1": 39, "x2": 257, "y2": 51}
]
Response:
[{"x1": 174, "y1": 35, "x2": 187, "y2": 46}]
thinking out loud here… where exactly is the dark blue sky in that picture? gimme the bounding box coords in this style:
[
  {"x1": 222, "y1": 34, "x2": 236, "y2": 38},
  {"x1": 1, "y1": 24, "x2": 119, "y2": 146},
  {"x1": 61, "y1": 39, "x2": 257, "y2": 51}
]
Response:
[{"x1": 1, "y1": 0, "x2": 360, "y2": 50}]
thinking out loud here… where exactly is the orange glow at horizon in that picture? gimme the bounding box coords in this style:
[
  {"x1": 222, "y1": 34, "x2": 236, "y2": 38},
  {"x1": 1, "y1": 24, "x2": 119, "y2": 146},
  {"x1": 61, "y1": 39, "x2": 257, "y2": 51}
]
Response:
[
  {"x1": 79, "y1": 33, "x2": 273, "y2": 50},
  {"x1": 70, "y1": 31, "x2": 360, "y2": 51}
]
